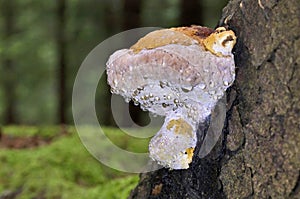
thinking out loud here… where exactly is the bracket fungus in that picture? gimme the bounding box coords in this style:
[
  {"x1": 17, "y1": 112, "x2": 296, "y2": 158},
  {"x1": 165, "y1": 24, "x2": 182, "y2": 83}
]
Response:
[{"x1": 106, "y1": 26, "x2": 236, "y2": 169}]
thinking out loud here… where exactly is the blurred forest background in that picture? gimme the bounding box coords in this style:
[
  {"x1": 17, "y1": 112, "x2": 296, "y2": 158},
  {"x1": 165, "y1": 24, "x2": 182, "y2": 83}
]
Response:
[{"x1": 0, "y1": 0, "x2": 228, "y2": 126}]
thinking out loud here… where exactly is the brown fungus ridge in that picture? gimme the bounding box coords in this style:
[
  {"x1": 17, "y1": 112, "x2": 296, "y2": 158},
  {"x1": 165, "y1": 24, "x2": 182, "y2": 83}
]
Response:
[
  {"x1": 130, "y1": 26, "x2": 215, "y2": 54},
  {"x1": 130, "y1": 29, "x2": 197, "y2": 53},
  {"x1": 130, "y1": 26, "x2": 236, "y2": 57},
  {"x1": 171, "y1": 25, "x2": 214, "y2": 44}
]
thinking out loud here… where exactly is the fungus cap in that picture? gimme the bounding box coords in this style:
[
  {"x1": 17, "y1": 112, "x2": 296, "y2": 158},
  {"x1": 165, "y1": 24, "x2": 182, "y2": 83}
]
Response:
[{"x1": 106, "y1": 26, "x2": 236, "y2": 169}]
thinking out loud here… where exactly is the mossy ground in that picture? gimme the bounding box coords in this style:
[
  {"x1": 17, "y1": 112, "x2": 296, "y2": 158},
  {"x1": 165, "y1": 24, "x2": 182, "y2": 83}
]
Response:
[{"x1": 0, "y1": 126, "x2": 150, "y2": 199}]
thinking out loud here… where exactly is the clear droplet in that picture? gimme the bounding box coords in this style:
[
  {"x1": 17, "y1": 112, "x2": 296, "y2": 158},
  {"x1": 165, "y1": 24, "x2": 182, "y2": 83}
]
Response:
[
  {"x1": 154, "y1": 96, "x2": 160, "y2": 101},
  {"x1": 125, "y1": 97, "x2": 131, "y2": 103},
  {"x1": 181, "y1": 85, "x2": 193, "y2": 92},
  {"x1": 223, "y1": 80, "x2": 229, "y2": 86},
  {"x1": 198, "y1": 83, "x2": 206, "y2": 90},
  {"x1": 209, "y1": 90, "x2": 216, "y2": 95},
  {"x1": 110, "y1": 88, "x2": 116, "y2": 93},
  {"x1": 162, "y1": 103, "x2": 168, "y2": 108}
]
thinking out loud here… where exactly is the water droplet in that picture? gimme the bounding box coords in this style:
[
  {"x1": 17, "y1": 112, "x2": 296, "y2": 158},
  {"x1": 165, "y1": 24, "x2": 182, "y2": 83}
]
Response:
[
  {"x1": 154, "y1": 96, "x2": 160, "y2": 101},
  {"x1": 159, "y1": 81, "x2": 166, "y2": 88},
  {"x1": 143, "y1": 75, "x2": 149, "y2": 79},
  {"x1": 137, "y1": 86, "x2": 144, "y2": 91},
  {"x1": 132, "y1": 97, "x2": 138, "y2": 102},
  {"x1": 209, "y1": 90, "x2": 216, "y2": 95},
  {"x1": 186, "y1": 77, "x2": 192, "y2": 82},
  {"x1": 192, "y1": 115, "x2": 197, "y2": 121},
  {"x1": 110, "y1": 88, "x2": 116, "y2": 93},
  {"x1": 125, "y1": 97, "x2": 131, "y2": 103},
  {"x1": 181, "y1": 85, "x2": 193, "y2": 92},
  {"x1": 113, "y1": 79, "x2": 118, "y2": 85},
  {"x1": 174, "y1": 99, "x2": 179, "y2": 104},
  {"x1": 133, "y1": 89, "x2": 139, "y2": 96},
  {"x1": 198, "y1": 83, "x2": 206, "y2": 90},
  {"x1": 209, "y1": 81, "x2": 215, "y2": 87},
  {"x1": 223, "y1": 80, "x2": 229, "y2": 86},
  {"x1": 162, "y1": 103, "x2": 168, "y2": 108}
]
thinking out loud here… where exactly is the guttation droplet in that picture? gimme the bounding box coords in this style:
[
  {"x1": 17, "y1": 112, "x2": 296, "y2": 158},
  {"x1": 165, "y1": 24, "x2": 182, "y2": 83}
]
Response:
[
  {"x1": 181, "y1": 85, "x2": 193, "y2": 92},
  {"x1": 198, "y1": 83, "x2": 206, "y2": 90}
]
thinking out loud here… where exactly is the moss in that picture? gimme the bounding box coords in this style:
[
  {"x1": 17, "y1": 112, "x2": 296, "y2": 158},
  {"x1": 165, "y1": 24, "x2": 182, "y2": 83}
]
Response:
[{"x1": 0, "y1": 126, "x2": 146, "y2": 198}]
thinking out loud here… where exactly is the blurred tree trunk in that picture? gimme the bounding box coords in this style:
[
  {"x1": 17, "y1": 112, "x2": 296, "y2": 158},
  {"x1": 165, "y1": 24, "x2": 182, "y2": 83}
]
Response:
[
  {"x1": 1, "y1": 0, "x2": 17, "y2": 124},
  {"x1": 56, "y1": 0, "x2": 67, "y2": 124},
  {"x1": 123, "y1": 0, "x2": 146, "y2": 126},
  {"x1": 95, "y1": 1, "x2": 120, "y2": 126},
  {"x1": 129, "y1": 0, "x2": 300, "y2": 198},
  {"x1": 122, "y1": 0, "x2": 141, "y2": 30},
  {"x1": 180, "y1": 0, "x2": 203, "y2": 26}
]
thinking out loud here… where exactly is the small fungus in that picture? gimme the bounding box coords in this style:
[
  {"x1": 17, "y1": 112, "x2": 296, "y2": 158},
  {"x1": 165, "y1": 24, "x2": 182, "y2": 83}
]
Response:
[{"x1": 106, "y1": 26, "x2": 236, "y2": 169}]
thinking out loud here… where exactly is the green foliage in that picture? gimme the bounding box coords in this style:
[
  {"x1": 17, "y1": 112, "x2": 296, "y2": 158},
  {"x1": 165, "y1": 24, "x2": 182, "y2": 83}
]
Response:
[{"x1": 0, "y1": 126, "x2": 144, "y2": 198}]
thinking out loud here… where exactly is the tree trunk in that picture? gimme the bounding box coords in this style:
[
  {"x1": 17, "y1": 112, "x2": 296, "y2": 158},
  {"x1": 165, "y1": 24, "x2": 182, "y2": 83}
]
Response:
[
  {"x1": 129, "y1": 0, "x2": 300, "y2": 198},
  {"x1": 1, "y1": 0, "x2": 17, "y2": 124},
  {"x1": 56, "y1": 0, "x2": 67, "y2": 124}
]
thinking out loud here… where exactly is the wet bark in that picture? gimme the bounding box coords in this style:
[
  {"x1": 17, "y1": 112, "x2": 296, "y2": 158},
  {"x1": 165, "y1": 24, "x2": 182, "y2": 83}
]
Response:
[{"x1": 128, "y1": 0, "x2": 300, "y2": 198}]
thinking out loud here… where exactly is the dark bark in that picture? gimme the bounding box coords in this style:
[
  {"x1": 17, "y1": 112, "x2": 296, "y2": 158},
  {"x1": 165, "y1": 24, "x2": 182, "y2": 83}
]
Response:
[
  {"x1": 129, "y1": 0, "x2": 300, "y2": 198},
  {"x1": 56, "y1": 0, "x2": 67, "y2": 124},
  {"x1": 180, "y1": 0, "x2": 203, "y2": 26},
  {"x1": 1, "y1": 0, "x2": 17, "y2": 124}
]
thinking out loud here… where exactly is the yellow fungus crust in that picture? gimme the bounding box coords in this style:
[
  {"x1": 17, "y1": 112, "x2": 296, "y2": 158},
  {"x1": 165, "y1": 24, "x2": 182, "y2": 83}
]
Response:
[
  {"x1": 203, "y1": 27, "x2": 237, "y2": 57},
  {"x1": 166, "y1": 118, "x2": 193, "y2": 136},
  {"x1": 186, "y1": 147, "x2": 194, "y2": 163}
]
